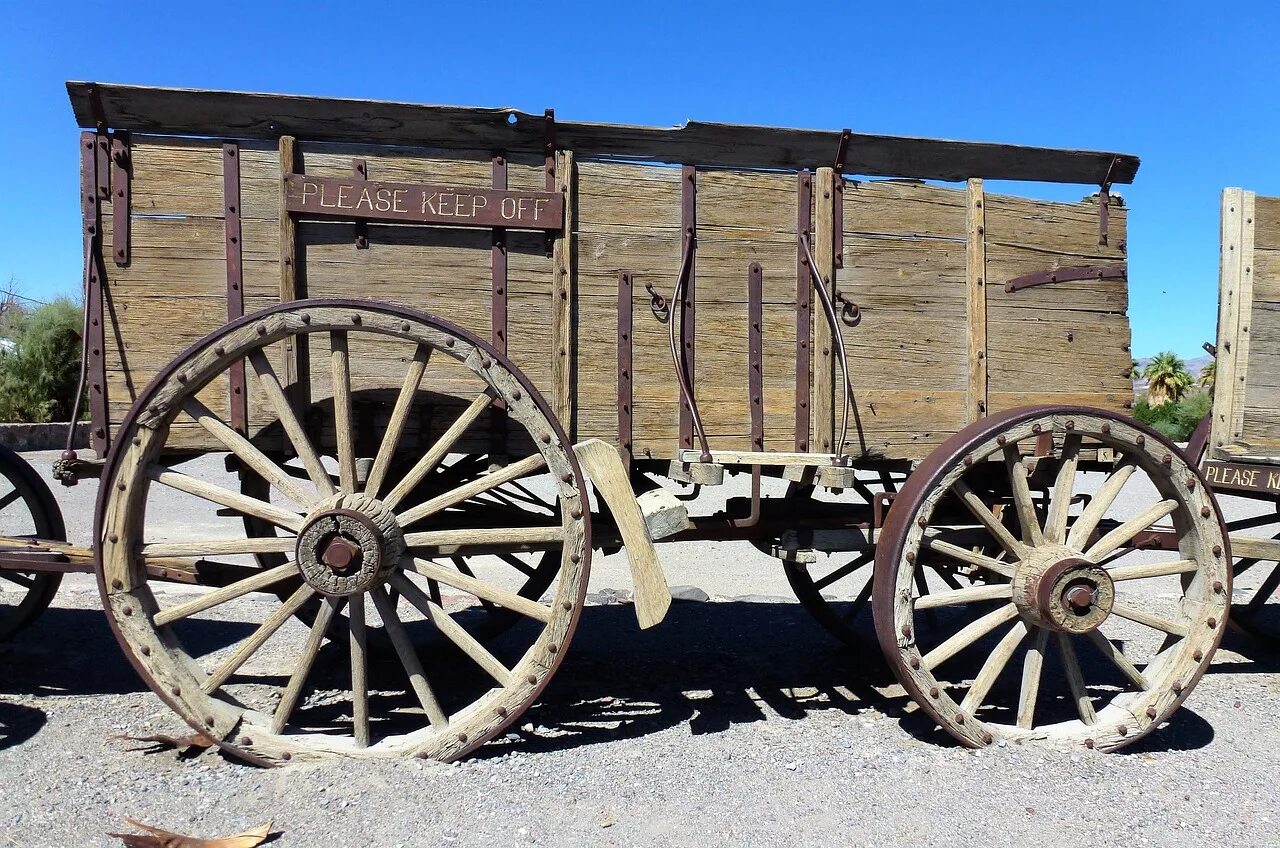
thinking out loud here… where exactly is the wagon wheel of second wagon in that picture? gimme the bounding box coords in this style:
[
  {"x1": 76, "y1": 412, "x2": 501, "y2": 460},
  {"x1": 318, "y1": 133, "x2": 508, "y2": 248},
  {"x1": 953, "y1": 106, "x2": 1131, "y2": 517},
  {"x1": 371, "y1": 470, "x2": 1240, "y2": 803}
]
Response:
[
  {"x1": 95, "y1": 299, "x2": 590, "y2": 763},
  {"x1": 0, "y1": 444, "x2": 66, "y2": 642},
  {"x1": 1186, "y1": 414, "x2": 1280, "y2": 644},
  {"x1": 874, "y1": 406, "x2": 1229, "y2": 751}
]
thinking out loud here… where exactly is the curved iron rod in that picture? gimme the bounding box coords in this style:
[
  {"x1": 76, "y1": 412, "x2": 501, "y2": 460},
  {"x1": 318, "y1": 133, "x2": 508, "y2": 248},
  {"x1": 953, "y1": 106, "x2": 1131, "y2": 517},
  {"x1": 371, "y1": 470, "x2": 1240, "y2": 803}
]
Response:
[
  {"x1": 799, "y1": 233, "x2": 856, "y2": 463},
  {"x1": 667, "y1": 236, "x2": 713, "y2": 463}
]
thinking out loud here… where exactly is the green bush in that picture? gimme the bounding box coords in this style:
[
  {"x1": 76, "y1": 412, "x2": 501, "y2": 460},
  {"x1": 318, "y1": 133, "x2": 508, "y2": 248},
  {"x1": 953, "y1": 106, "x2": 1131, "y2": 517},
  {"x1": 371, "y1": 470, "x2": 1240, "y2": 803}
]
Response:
[
  {"x1": 0, "y1": 299, "x2": 85, "y2": 423},
  {"x1": 1132, "y1": 390, "x2": 1211, "y2": 442}
]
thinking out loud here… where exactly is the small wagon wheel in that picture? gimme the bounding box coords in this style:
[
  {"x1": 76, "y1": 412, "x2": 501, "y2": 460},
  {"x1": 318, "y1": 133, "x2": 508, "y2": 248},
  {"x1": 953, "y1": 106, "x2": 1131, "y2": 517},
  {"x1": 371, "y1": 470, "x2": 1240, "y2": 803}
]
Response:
[
  {"x1": 1186, "y1": 414, "x2": 1280, "y2": 643},
  {"x1": 95, "y1": 299, "x2": 589, "y2": 763},
  {"x1": 874, "y1": 406, "x2": 1228, "y2": 751},
  {"x1": 0, "y1": 444, "x2": 65, "y2": 642}
]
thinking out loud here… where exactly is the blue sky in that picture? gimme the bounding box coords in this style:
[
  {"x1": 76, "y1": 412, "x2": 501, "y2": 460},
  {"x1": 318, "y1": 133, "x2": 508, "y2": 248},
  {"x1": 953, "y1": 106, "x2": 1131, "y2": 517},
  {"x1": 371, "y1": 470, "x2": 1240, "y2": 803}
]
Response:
[{"x1": 2, "y1": 0, "x2": 1277, "y2": 358}]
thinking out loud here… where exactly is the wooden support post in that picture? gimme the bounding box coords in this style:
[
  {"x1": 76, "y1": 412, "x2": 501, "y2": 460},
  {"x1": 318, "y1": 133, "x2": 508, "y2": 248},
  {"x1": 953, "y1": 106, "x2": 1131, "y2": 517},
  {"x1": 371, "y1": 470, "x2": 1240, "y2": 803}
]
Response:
[
  {"x1": 223, "y1": 142, "x2": 246, "y2": 434},
  {"x1": 966, "y1": 178, "x2": 988, "y2": 423},
  {"x1": 80, "y1": 131, "x2": 108, "y2": 458},
  {"x1": 551, "y1": 150, "x2": 576, "y2": 437},
  {"x1": 1211, "y1": 188, "x2": 1256, "y2": 451},
  {"x1": 278, "y1": 136, "x2": 309, "y2": 419},
  {"x1": 490, "y1": 154, "x2": 509, "y2": 463},
  {"x1": 813, "y1": 168, "x2": 837, "y2": 453},
  {"x1": 795, "y1": 170, "x2": 813, "y2": 452}
]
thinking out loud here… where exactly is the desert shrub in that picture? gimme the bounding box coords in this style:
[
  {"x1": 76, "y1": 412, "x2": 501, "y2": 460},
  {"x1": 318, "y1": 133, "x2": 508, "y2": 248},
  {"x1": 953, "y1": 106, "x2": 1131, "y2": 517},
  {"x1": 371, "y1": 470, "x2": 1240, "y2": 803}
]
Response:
[
  {"x1": 0, "y1": 299, "x2": 84, "y2": 423},
  {"x1": 1132, "y1": 390, "x2": 1211, "y2": 442}
]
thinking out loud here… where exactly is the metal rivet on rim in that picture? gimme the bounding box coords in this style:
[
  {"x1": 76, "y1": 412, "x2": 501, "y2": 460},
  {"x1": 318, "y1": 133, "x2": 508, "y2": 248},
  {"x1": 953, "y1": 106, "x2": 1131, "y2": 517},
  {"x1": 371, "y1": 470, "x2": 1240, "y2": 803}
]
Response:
[
  {"x1": 909, "y1": 657, "x2": 920, "y2": 669},
  {"x1": 570, "y1": 553, "x2": 581, "y2": 564},
  {"x1": 1084, "y1": 738, "x2": 1095, "y2": 749},
  {"x1": 416, "y1": 751, "x2": 430, "y2": 759},
  {"x1": 117, "y1": 481, "x2": 125, "y2": 491},
  {"x1": 445, "y1": 337, "x2": 455, "y2": 347},
  {"x1": 1101, "y1": 423, "x2": 1111, "y2": 435},
  {"x1": 1212, "y1": 580, "x2": 1223, "y2": 593},
  {"x1": 132, "y1": 436, "x2": 141, "y2": 446},
  {"x1": 963, "y1": 455, "x2": 973, "y2": 466},
  {"x1": 1173, "y1": 679, "x2": 1184, "y2": 693},
  {"x1": 540, "y1": 433, "x2": 552, "y2": 444},
  {"x1": 1117, "y1": 725, "x2": 1128, "y2": 736},
  {"x1": 1193, "y1": 649, "x2": 1203, "y2": 662},
  {"x1": 561, "y1": 601, "x2": 573, "y2": 611},
  {"x1": 1201, "y1": 506, "x2": 1212, "y2": 518},
  {"x1": 981, "y1": 732, "x2": 993, "y2": 744},
  {"x1": 176, "y1": 373, "x2": 188, "y2": 383},
  {"x1": 214, "y1": 345, "x2": 225, "y2": 356},
  {"x1": 241, "y1": 736, "x2": 253, "y2": 746},
  {"x1": 456, "y1": 732, "x2": 468, "y2": 743},
  {"x1": 929, "y1": 687, "x2": 939, "y2": 699},
  {"x1": 917, "y1": 516, "x2": 928, "y2": 528},
  {"x1": 1146, "y1": 705, "x2": 1158, "y2": 719},
  {"x1": 351, "y1": 314, "x2": 362, "y2": 324},
  {"x1": 1186, "y1": 477, "x2": 1196, "y2": 490},
  {"x1": 300, "y1": 313, "x2": 311, "y2": 324},
  {"x1": 122, "y1": 606, "x2": 133, "y2": 616},
  {"x1": 954, "y1": 714, "x2": 964, "y2": 725},
  {"x1": 256, "y1": 324, "x2": 267, "y2": 336},
  {"x1": 905, "y1": 551, "x2": 916, "y2": 564},
  {"x1": 901, "y1": 624, "x2": 912, "y2": 638},
  {"x1": 170, "y1": 687, "x2": 181, "y2": 697},
  {"x1": 526, "y1": 674, "x2": 537, "y2": 685},
  {"x1": 1136, "y1": 434, "x2": 1145, "y2": 446},
  {"x1": 1212, "y1": 545, "x2": 1222, "y2": 557},
  {"x1": 281, "y1": 752, "x2": 292, "y2": 761},
  {"x1": 496, "y1": 706, "x2": 508, "y2": 718},
  {"x1": 139, "y1": 645, "x2": 150, "y2": 657},
  {"x1": 511, "y1": 389, "x2": 522, "y2": 401},
  {"x1": 480, "y1": 358, "x2": 492, "y2": 369},
  {"x1": 1161, "y1": 453, "x2": 1172, "y2": 466},
  {"x1": 1065, "y1": 420, "x2": 1075, "y2": 430},
  {"x1": 1032, "y1": 423, "x2": 1042, "y2": 434},
  {"x1": 996, "y1": 435, "x2": 1006, "y2": 446},
  {"x1": 548, "y1": 643, "x2": 559, "y2": 654},
  {"x1": 1207, "y1": 617, "x2": 1217, "y2": 628},
  {"x1": 111, "y1": 578, "x2": 123, "y2": 590},
  {"x1": 401, "y1": 321, "x2": 411, "y2": 332},
  {"x1": 108, "y1": 532, "x2": 119, "y2": 544},
  {"x1": 560, "y1": 471, "x2": 573, "y2": 483},
  {"x1": 571, "y1": 509, "x2": 583, "y2": 520}
]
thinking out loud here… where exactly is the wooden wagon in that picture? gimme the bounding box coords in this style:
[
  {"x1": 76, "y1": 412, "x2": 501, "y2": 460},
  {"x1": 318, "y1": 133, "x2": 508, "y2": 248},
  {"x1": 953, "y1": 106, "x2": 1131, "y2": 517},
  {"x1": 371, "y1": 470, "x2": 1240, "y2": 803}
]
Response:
[
  {"x1": 1187, "y1": 188, "x2": 1280, "y2": 641},
  {"x1": 0, "y1": 82, "x2": 1230, "y2": 762}
]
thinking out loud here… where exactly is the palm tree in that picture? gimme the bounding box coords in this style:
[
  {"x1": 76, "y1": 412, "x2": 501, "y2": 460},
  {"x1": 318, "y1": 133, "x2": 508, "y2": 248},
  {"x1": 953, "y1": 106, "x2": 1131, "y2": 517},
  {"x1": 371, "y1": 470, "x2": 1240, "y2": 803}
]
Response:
[
  {"x1": 1143, "y1": 352, "x2": 1194, "y2": 407},
  {"x1": 1198, "y1": 358, "x2": 1216, "y2": 393}
]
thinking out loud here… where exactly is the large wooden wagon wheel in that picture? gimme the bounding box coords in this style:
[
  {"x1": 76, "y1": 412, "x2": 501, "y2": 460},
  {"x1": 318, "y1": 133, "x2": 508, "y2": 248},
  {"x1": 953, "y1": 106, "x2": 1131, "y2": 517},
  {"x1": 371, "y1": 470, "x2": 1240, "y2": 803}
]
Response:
[
  {"x1": 94, "y1": 299, "x2": 590, "y2": 763},
  {"x1": 0, "y1": 444, "x2": 65, "y2": 641},
  {"x1": 874, "y1": 406, "x2": 1228, "y2": 751},
  {"x1": 1186, "y1": 415, "x2": 1280, "y2": 643}
]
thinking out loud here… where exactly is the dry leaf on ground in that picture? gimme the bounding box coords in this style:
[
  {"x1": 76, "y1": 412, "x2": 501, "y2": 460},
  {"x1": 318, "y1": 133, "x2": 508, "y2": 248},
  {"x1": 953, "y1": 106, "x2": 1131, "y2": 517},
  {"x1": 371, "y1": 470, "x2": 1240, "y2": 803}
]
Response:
[{"x1": 108, "y1": 817, "x2": 273, "y2": 847}]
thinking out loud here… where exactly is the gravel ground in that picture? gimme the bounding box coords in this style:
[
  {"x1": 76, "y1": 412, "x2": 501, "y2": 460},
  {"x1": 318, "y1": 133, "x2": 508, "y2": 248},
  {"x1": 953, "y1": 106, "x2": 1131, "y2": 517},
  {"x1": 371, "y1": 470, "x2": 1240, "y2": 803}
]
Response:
[{"x1": 3, "y1": 449, "x2": 1280, "y2": 847}]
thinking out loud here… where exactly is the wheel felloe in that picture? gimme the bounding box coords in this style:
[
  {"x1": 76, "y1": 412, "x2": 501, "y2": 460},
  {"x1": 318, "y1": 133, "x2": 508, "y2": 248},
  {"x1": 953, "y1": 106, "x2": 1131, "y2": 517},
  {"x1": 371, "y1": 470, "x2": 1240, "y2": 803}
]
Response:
[{"x1": 874, "y1": 406, "x2": 1229, "y2": 751}]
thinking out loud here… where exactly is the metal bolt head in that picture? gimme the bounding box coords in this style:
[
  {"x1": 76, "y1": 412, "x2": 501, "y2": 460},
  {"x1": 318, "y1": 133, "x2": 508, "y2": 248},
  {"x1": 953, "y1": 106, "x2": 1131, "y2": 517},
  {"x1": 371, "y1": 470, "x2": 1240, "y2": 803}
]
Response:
[
  {"x1": 1162, "y1": 453, "x2": 1172, "y2": 466},
  {"x1": 917, "y1": 516, "x2": 928, "y2": 529},
  {"x1": 1146, "y1": 705, "x2": 1157, "y2": 719},
  {"x1": 1201, "y1": 506, "x2": 1212, "y2": 518},
  {"x1": 929, "y1": 687, "x2": 940, "y2": 699},
  {"x1": 1065, "y1": 419, "x2": 1075, "y2": 430},
  {"x1": 1207, "y1": 616, "x2": 1217, "y2": 628},
  {"x1": 1212, "y1": 544, "x2": 1222, "y2": 557},
  {"x1": 904, "y1": 551, "x2": 916, "y2": 564},
  {"x1": 954, "y1": 714, "x2": 964, "y2": 725},
  {"x1": 1193, "y1": 649, "x2": 1203, "y2": 662},
  {"x1": 1117, "y1": 724, "x2": 1128, "y2": 736},
  {"x1": 1032, "y1": 423, "x2": 1042, "y2": 434},
  {"x1": 1186, "y1": 477, "x2": 1196, "y2": 490},
  {"x1": 110, "y1": 578, "x2": 123, "y2": 590},
  {"x1": 1084, "y1": 738, "x2": 1095, "y2": 749},
  {"x1": 909, "y1": 657, "x2": 920, "y2": 669},
  {"x1": 997, "y1": 435, "x2": 1007, "y2": 446},
  {"x1": 1136, "y1": 434, "x2": 1145, "y2": 446},
  {"x1": 256, "y1": 324, "x2": 267, "y2": 336},
  {"x1": 1101, "y1": 423, "x2": 1112, "y2": 435},
  {"x1": 901, "y1": 624, "x2": 913, "y2": 639}
]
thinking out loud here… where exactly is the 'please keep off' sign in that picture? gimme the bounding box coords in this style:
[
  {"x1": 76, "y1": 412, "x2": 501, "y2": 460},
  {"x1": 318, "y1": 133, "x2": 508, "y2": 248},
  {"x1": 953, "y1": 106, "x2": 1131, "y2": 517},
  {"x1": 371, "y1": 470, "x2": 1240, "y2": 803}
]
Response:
[{"x1": 283, "y1": 174, "x2": 564, "y2": 230}]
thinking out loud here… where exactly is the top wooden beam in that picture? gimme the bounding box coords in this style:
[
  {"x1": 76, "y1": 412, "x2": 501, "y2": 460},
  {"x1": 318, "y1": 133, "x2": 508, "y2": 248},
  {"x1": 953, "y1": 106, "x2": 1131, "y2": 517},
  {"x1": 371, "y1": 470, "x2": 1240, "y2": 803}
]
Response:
[{"x1": 67, "y1": 82, "x2": 1139, "y2": 185}]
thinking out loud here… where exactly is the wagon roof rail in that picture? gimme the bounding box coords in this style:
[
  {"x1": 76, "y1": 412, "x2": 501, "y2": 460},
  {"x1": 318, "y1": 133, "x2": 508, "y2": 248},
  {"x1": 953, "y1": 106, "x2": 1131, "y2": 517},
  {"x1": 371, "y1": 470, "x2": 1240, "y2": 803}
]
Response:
[{"x1": 66, "y1": 81, "x2": 1139, "y2": 185}]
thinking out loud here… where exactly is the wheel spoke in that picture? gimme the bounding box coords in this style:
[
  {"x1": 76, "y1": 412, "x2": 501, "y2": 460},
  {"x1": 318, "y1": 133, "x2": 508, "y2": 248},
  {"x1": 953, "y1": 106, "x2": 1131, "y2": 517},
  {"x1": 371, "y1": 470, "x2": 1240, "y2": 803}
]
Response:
[
  {"x1": 960, "y1": 620, "x2": 1028, "y2": 715},
  {"x1": 403, "y1": 526, "x2": 565, "y2": 554},
  {"x1": 0, "y1": 488, "x2": 21, "y2": 513},
  {"x1": 1043, "y1": 435, "x2": 1081, "y2": 544},
  {"x1": 1066, "y1": 462, "x2": 1136, "y2": 550},
  {"x1": 0, "y1": 571, "x2": 35, "y2": 589},
  {"x1": 1004, "y1": 446, "x2": 1044, "y2": 546},
  {"x1": 272, "y1": 595, "x2": 345, "y2": 734},
  {"x1": 921, "y1": 532, "x2": 1016, "y2": 579},
  {"x1": 813, "y1": 550, "x2": 873, "y2": 591},
  {"x1": 1085, "y1": 499, "x2": 1178, "y2": 560},
  {"x1": 952, "y1": 481, "x2": 1027, "y2": 559},
  {"x1": 247, "y1": 349, "x2": 337, "y2": 497},
  {"x1": 153, "y1": 563, "x2": 298, "y2": 627},
  {"x1": 920, "y1": 603, "x2": 1019, "y2": 671},
  {"x1": 396, "y1": 453, "x2": 548, "y2": 528},
  {"x1": 1057, "y1": 633, "x2": 1097, "y2": 725},
  {"x1": 383, "y1": 392, "x2": 495, "y2": 510},
  {"x1": 1084, "y1": 629, "x2": 1149, "y2": 690},
  {"x1": 914, "y1": 583, "x2": 1013, "y2": 611},
  {"x1": 181, "y1": 396, "x2": 318, "y2": 508},
  {"x1": 330, "y1": 331, "x2": 357, "y2": 492},
  {"x1": 1108, "y1": 559, "x2": 1198, "y2": 582},
  {"x1": 349, "y1": 593, "x2": 370, "y2": 748},
  {"x1": 203, "y1": 584, "x2": 317, "y2": 693},
  {"x1": 1017, "y1": 627, "x2": 1049, "y2": 729},
  {"x1": 140, "y1": 536, "x2": 297, "y2": 558},
  {"x1": 399, "y1": 556, "x2": 553, "y2": 623},
  {"x1": 369, "y1": 587, "x2": 448, "y2": 727},
  {"x1": 364, "y1": 344, "x2": 431, "y2": 500},
  {"x1": 1111, "y1": 601, "x2": 1188, "y2": 636},
  {"x1": 391, "y1": 572, "x2": 514, "y2": 687},
  {"x1": 147, "y1": 465, "x2": 303, "y2": 533}
]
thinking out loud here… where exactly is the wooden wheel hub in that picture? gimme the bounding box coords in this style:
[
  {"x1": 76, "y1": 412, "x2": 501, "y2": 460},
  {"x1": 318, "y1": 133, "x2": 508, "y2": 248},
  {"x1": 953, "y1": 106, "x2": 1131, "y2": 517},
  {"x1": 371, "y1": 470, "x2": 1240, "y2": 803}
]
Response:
[
  {"x1": 1013, "y1": 546, "x2": 1114, "y2": 634},
  {"x1": 296, "y1": 494, "x2": 405, "y2": 597}
]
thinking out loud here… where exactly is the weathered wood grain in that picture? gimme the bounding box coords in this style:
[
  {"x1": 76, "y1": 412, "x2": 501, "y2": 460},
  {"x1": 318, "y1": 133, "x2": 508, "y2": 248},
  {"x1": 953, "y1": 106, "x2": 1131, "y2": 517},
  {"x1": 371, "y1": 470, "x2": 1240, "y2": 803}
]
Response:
[{"x1": 966, "y1": 178, "x2": 988, "y2": 422}]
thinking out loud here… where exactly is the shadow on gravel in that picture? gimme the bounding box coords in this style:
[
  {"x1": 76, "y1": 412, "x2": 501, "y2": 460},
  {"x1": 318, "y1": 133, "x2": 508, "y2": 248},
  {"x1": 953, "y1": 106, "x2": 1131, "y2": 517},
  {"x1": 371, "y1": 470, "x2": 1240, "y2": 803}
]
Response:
[
  {"x1": 476, "y1": 600, "x2": 913, "y2": 759},
  {"x1": 0, "y1": 700, "x2": 46, "y2": 750},
  {"x1": 0, "y1": 606, "x2": 256, "y2": 698}
]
